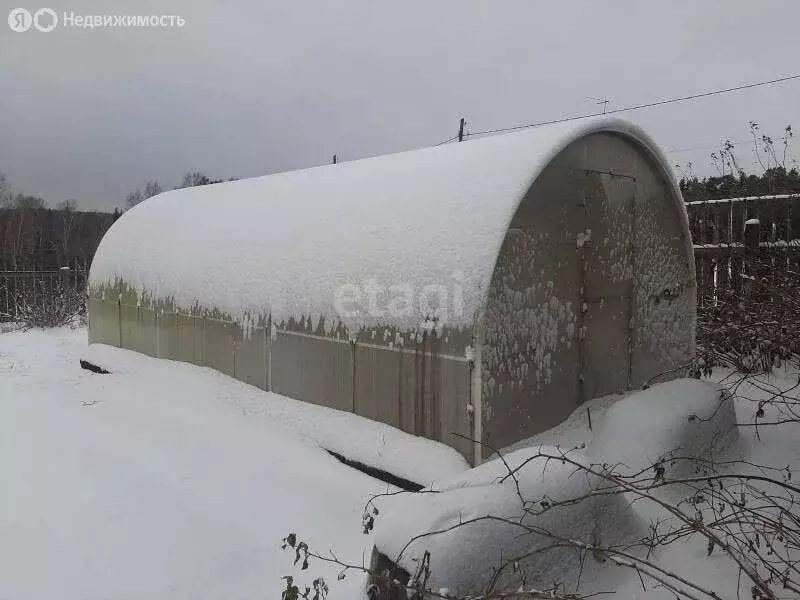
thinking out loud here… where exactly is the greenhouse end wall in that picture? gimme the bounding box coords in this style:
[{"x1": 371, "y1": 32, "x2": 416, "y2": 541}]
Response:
[{"x1": 480, "y1": 132, "x2": 694, "y2": 451}]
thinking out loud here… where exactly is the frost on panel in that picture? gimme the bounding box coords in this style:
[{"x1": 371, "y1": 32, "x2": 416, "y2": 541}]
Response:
[
  {"x1": 481, "y1": 199, "x2": 580, "y2": 450},
  {"x1": 579, "y1": 134, "x2": 693, "y2": 391},
  {"x1": 577, "y1": 170, "x2": 637, "y2": 397},
  {"x1": 631, "y1": 171, "x2": 694, "y2": 380},
  {"x1": 596, "y1": 174, "x2": 635, "y2": 284}
]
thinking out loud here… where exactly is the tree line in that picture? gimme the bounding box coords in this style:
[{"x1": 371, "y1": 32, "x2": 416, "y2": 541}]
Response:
[
  {"x1": 0, "y1": 173, "x2": 108, "y2": 271},
  {"x1": 1, "y1": 170, "x2": 233, "y2": 213},
  {"x1": 124, "y1": 171, "x2": 236, "y2": 209},
  {"x1": 0, "y1": 170, "x2": 234, "y2": 272}
]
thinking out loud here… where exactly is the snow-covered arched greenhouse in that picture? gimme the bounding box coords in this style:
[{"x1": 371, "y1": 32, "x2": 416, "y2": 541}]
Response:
[{"x1": 88, "y1": 117, "x2": 696, "y2": 466}]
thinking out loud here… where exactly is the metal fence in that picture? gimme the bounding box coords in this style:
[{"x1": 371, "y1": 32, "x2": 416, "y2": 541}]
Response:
[
  {"x1": 686, "y1": 194, "x2": 800, "y2": 305},
  {"x1": 0, "y1": 266, "x2": 88, "y2": 322}
]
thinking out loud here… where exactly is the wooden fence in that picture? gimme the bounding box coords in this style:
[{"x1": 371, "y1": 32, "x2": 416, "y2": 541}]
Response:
[{"x1": 686, "y1": 194, "x2": 800, "y2": 305}]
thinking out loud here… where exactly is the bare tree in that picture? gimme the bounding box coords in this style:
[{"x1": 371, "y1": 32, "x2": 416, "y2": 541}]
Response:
[
  {"x1": 125, "y1": 180, "x2": 163, "y2": 209},
  {"x1": 0, "y1": 174, "x2": 45, "y2": 209},
  {"x1": 56, "y1": 199, "x2": 77, "y2": 265},
  {"x1": 9, "y1": 194, "x2": 45, "y2": 210},
  {"x1": 0, "y1": 190, "x2": 45, "y2": 270},
  {"x1": 179, "y1": 171, "x2": 224, "y2": 188},
  {"x1": 143, "y1": 181, "x2": 162, "y2": 199},
  {"x1": 56, "y1": 199, "x2": 77, "y2": 211},
  {"x1": 0, "y1": 173, "x2": 10, "y2": 207},
  {"x1": 124, "y1": 189, "x2": 143, "y2": 209}
]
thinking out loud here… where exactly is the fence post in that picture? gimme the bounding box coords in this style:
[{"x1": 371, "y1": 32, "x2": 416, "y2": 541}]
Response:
[
  {"x1": 2, "y1": 256, "x2": 7, "y2": 320},
  {"x1": 745, "y1": 218, "x2": 761, "y2": 255},
  {"x1": 117, "y1": 295, "x2": 122, "y2": 348},
  {"x1": 265, "y1": 316, "x2": 272, "y2": 392},
  {"x1": 744, "y1": 218, "x2": 761, "y2": 297}
]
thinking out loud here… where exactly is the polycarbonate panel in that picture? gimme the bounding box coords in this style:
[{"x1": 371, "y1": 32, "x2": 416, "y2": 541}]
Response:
[
  {"x1": 396, "y1": 351, "x2": 419, "y2": 435},
  {"x1": 156, "y1": 311, "x2": 179, "y2": 360},
  {"x1": 627, "y1": 140, "x2": 695, "y2": 385},
  {"x1": 271, "y1": 329, "x2": 354, "y2": 412},
  {"x1": 203, "y1": 318, "x2": 237, "y2": 377},
  {"x1": 87, "y1": 297, "x2": 120, "y2": 347},
  {"x1": 235, "y1": 327, "x2": 268, "y2": 390},
  {"x1": 136, "y1": 307, "x2": 157, "y2": 357},
  {"x1": 176, "y1": 313, "x2": 203, "y2": 365},
  {"x1": 582, "y1": 295, "x2": 630, "y2": 397},
  {"x1": 354, "y1": 345, "x2": 403, "y2": 428},
  {"x1": 481, "y1": 163, "x2": 583, "y2": 450},
  {"x1": 482, "y1": 132, "x2": 693, "y2": 452},
  {"x1": 437, "y1": 357, "x2": 473, "y2": 458},
  {"x1": 119, "y1": 304, "x2": 139, "y2": 352}
]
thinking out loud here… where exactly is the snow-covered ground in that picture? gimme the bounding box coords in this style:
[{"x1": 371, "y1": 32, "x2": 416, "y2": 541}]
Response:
[
  {"x1": 3, "y1": 326, "x2": 800, "y2": 599},
  {"x1": 1, "y1": 326, "x2": 451, "y2": 600}
]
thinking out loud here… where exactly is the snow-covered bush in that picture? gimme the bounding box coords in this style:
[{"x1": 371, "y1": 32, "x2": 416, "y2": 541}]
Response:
[
  {"x1": 281, "y1": 378, "x2": 800, "y2": 600},
  {"x1": 589, "y1": 379, "x2": 738, "y2": 482},
  {"x1": 369, "y1": 445, "x2": 645, "y2": 598}
]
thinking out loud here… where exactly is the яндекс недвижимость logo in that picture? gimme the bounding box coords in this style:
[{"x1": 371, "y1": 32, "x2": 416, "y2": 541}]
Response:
[
  {"x1": 7, "y1": 9, "x2": 184, "y2": 32},
  {"x1": 7, "y1": 8, "x2": 57, "y2": 32}
]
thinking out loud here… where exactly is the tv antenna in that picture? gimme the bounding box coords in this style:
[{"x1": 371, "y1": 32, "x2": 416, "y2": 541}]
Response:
[{"x1": 587, "y1": 96, "x2": 610, "y2": 114}]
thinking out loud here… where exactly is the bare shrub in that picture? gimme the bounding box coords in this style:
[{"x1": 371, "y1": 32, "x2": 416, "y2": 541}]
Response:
[
  {"x1": 9, "y1": 275, "x2": 86, "y2": 329},
  {"x1": 697, "y1": 252, "x2": 800, "y2": 374},
  {"x1": 280, "y1": 374, "x2": 800, "y2": 600}
]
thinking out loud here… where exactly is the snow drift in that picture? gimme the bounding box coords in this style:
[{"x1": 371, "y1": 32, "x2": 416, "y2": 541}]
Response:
[
  {"x1": 589, "y1": 378, "x2": 739, "y2": 479},
  {"x1": 370, "y1": 379, "x2": 739, "y2": 596},
  {"x1": 372, "y1": 444, "x2": 645, "y2": 597}
]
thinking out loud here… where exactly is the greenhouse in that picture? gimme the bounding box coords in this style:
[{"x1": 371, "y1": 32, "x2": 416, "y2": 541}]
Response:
[{"x1": 88, "y1": 117, "x2": 696, "y2": 465}]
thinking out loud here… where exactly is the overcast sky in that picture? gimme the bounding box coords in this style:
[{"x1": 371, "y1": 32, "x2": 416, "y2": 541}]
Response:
[{"x1": 1, "y1": 0, "x2": 800, "y2": 211}]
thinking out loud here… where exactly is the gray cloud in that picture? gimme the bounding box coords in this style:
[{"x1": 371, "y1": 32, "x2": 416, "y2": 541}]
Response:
[{"x1": 1, "y1": 0, "x2": 799, "y2": 211}]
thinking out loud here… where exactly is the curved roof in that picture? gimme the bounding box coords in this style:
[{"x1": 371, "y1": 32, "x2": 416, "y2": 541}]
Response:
[{"x1": 90, "y1": 117, "x2": 689, "y2": 331}]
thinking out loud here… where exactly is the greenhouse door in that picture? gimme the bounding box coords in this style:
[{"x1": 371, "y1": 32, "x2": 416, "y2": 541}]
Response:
[{"x1": 578, "y1": 171, "x2": 635, "y2": 402}]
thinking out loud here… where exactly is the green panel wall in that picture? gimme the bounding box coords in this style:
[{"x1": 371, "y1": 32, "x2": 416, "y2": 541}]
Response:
[
  {"x1": 203, "y1": 317, "x2": 237, "y2": 378},
  {"x1": 272, "y1": 329, "x2": 354, "y2": 413},
  {"x1": 235, "y1": 326, "x2": 268, "y2": 390},
  {"x1": 156, "y1": 311, "x2": 179, "y2": 360},
  {"x1": 87, "y1": 297, "x2": 120, "y2": 347}
]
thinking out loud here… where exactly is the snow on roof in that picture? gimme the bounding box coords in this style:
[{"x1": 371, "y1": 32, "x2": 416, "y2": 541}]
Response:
[{"x1": 89, "y1": 117, "x2": 681, "y2": 331}]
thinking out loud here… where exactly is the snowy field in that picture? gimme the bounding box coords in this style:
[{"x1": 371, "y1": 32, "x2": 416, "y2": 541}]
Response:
[
  {"x1": 3, "y1": 326, "x2": 800, "y2": 599},
  {"x1": 0, "y1": 327, "x2": 456, "y2": 599}
]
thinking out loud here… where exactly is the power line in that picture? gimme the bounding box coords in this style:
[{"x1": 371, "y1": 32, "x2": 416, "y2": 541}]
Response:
[
  {"x1": 452, "y1": 73, "x2": 800, "y2": 140},
  {"x1": 434, "y1": 134, "x2": 460, "y2": 146},
  {"x1": 664, "y1": 138, "x2": 754, "y2": 155}
]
